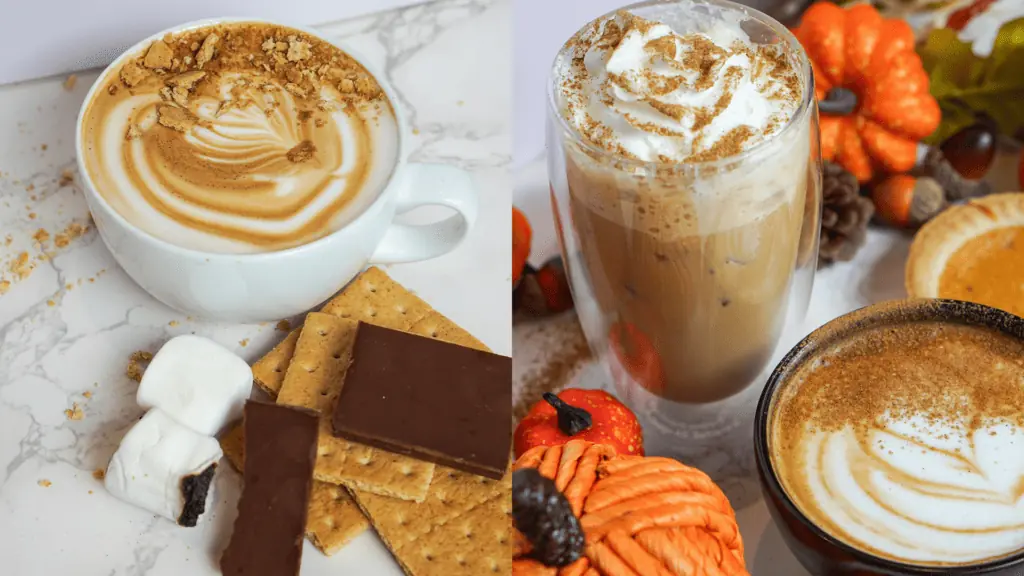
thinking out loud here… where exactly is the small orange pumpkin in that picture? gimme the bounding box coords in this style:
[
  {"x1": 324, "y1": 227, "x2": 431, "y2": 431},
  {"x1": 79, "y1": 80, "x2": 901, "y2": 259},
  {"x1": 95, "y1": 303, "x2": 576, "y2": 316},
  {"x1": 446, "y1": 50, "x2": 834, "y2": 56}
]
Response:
[
  {"x1": 793, "y1": 2, "x2": 941, "y2": 183},
  {"x1": 513, "y1": 207, "x2": 533, "y2": 287}
]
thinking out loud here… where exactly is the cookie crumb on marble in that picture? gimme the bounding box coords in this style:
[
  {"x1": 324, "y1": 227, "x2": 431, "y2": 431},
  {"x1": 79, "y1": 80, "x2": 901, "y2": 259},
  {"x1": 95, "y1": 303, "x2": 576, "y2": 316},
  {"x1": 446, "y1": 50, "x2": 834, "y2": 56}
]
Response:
[
  {"x1": 63, "y1": 74, "x2": 77, "y2": 91},
  {"x1": 92, "y1": 468, "x2": 105, "y2": 481},
  {"x1": 126, "y1": 351, "x2": 154, "y2": 383},
  {"x1": 64, "y1": 403, "x2": 84, "y2": 421},
  {"x1": 38, "y1": 479, "x2": 51, "y2": 488}
]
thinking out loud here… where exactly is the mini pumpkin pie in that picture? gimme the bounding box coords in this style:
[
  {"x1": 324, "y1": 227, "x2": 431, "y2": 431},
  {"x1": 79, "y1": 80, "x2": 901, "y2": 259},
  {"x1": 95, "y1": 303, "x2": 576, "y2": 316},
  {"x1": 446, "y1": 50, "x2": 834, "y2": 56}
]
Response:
[{"x1": 906, "y1": 193, "x2": 1024, "y2": 318}]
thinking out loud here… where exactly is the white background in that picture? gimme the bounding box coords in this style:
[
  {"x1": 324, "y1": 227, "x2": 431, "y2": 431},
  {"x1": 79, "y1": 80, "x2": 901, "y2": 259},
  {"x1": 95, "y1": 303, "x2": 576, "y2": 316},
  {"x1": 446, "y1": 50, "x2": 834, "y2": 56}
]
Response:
[
  {"x1": 512, "y1": 0, "x2": 627, "y2": 167},
  {"x1": 0, "y1": 0, "x2": 426, "y2": 86}
]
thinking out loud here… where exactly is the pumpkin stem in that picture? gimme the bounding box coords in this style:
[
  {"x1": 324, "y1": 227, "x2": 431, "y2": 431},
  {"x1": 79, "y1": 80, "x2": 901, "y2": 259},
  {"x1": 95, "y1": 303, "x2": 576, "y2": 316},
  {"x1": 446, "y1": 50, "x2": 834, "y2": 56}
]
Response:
[
  {"x1": 512, "y1": 468, "x2": 585, "y2": 567},
  {"x1": 819, "y1": 87, "x2": 857, "y2": 116},
  {"x1": 923, "y1": 146, "x2": 991, "y2": 202},
  {"x1": 543, "y1": 392, "x2": 593, "y2": 436}
]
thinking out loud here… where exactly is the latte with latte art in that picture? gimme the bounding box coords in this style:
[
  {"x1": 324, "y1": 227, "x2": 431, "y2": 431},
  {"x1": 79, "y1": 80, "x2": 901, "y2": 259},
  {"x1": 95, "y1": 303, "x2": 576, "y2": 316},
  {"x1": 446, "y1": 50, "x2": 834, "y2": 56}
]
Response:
[
  {"x1": 80, "y1": 22, "x2": 398, "y2": 254},
  {"x1": 770, "y1": 321, "x2": 1024, "y2": 567}
]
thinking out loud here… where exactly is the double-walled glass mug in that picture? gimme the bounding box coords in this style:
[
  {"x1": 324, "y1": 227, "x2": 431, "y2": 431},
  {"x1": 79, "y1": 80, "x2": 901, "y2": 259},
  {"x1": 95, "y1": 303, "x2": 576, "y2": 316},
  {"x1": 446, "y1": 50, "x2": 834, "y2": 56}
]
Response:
[{"x1": 547, "y1": 0, "x2": 823, "y2": 472}]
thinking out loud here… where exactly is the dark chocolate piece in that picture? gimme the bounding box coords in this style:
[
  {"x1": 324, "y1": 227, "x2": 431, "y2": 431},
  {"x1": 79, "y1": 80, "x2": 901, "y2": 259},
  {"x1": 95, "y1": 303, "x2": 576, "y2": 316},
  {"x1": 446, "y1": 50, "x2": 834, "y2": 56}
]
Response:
[
  {"x1": 177, "y1": 464, "x2": 216, "y2": 527},
  {"x1": 330, "y1": 322, "x2": 512, "y2": 479},
  {"x1": 220, "y1": 401, "x2": 319, "y2": 576}
]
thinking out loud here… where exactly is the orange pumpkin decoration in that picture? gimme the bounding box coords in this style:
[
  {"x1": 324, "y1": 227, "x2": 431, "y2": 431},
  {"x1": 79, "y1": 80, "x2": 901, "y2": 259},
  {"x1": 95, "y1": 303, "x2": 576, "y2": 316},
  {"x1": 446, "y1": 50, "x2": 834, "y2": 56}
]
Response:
[
  {"x1": 513, "y1": 440, "x2": 749, "y2": 575},
  {"x1": 513, "y1": 207, "x2": 533, "y2": 287},
  {"x1": 793, "y1": 2, "x2": 941, "y2": 183}
]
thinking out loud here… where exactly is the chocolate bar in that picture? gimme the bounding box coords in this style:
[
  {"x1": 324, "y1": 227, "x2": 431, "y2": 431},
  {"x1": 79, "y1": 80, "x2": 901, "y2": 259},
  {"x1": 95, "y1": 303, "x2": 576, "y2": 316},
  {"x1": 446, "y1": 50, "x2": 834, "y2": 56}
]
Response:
[
  {"x1": 221, "y1": 401, "x2": 319, "y2": 576},
  {"x1": 330, "y1": 323, "x2": 512, "y2": 479}
]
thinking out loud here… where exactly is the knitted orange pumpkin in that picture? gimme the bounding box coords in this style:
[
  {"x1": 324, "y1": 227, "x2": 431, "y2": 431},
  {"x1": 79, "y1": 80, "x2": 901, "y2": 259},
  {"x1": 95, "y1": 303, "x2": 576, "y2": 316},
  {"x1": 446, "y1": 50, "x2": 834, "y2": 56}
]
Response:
[
  {"x1": 793, "y1": 2, "x2": 940, "y2": 183},
  {"x1": 512, "y1": 440, "x2": 749, "y2": 575}
]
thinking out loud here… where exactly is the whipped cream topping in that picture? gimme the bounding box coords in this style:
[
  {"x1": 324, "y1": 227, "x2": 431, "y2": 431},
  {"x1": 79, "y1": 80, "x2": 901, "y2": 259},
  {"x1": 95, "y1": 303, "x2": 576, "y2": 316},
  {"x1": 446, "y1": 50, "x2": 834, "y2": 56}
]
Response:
[
  {"x1": 555, "y1": 10, "x2": 801, "y2": 163},
  {"x1": 796, "y1": 417, "x2": 1024, "y2": 565}
]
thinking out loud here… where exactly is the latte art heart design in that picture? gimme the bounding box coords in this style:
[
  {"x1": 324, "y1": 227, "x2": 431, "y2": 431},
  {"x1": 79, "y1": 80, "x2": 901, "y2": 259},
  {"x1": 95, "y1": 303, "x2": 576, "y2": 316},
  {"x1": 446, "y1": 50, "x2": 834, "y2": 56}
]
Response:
[{"x1": 800, "y1": 418, "x2": 1024, "y2": 565}]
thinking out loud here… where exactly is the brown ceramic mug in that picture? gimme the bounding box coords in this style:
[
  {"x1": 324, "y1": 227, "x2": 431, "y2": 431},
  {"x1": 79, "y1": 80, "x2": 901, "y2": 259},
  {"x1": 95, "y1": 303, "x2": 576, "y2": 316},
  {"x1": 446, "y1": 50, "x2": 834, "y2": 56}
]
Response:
[{"x1": 754, "y1": 299, "x2": 1024, "y2": 575}]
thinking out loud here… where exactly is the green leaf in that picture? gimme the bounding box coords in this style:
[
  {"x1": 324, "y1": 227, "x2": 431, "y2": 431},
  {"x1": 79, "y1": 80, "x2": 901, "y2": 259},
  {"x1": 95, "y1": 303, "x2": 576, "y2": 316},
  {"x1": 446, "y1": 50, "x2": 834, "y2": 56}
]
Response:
[{"x1": 919, "y1": 18, "x2": 1024, "y2": 146}]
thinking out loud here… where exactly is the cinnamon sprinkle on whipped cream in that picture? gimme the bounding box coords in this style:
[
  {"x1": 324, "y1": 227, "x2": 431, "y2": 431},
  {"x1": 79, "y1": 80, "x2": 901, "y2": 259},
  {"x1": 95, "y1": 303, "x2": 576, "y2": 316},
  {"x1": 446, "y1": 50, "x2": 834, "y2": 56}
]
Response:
[{"x1": 556, "y1": 10, "x2": 801, "y2": 163}]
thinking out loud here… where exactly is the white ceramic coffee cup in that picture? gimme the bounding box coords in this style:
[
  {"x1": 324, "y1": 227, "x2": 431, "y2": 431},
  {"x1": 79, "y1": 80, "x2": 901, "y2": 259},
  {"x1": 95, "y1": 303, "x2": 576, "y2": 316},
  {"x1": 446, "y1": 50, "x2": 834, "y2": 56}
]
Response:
[{"x1": 75, "y1": 17, "x2": 478, "y2": 323}]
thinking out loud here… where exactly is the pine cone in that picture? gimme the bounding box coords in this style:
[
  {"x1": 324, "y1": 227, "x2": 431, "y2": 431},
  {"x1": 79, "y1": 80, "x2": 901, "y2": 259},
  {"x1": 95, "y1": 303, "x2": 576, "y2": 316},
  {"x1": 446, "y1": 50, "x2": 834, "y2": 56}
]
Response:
[{"x1": 819, "y1": 162, "x2": 874, "y2": 268}]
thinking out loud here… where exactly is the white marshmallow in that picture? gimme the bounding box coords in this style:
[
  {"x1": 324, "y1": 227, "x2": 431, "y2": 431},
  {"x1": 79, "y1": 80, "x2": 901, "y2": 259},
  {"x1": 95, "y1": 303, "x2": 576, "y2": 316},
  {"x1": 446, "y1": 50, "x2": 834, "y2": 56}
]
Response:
[
  {"x1": 137, "y1": 335, "x2": 253, "y2": 436},
  {"x1": 105, "y1": 409, "x2": 223, "y2": 524}
]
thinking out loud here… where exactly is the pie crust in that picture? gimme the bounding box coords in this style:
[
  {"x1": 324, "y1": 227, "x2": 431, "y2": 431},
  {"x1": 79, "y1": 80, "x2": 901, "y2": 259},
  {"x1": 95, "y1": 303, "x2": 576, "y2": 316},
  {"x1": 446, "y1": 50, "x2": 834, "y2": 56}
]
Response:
[{"x1": 905, "y1": 193, "x2": 1024, "y2": 316}]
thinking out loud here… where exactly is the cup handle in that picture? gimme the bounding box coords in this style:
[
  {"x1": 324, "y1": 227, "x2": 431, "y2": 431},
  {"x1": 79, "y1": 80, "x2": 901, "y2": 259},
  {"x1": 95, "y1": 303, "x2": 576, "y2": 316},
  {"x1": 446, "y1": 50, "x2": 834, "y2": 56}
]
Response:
[{"x1": 369, "y1": 163, "x2": 478, "y2": 264}]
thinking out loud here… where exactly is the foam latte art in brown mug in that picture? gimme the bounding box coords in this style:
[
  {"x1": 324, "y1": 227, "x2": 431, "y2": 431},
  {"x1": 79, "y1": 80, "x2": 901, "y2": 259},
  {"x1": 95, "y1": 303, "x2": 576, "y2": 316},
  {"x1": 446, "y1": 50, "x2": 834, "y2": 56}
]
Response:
[
  {"x1": 770, "y1": 320, "x2": 1024, "y2": 566},
  {"x1": 80, "y1": 22, "x2": 398, "y2": 254}
]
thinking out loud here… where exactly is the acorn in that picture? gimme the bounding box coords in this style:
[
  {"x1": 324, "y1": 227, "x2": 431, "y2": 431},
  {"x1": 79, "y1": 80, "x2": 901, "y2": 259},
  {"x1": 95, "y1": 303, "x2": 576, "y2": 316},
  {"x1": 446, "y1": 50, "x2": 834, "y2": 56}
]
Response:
[
  {"x1": 872, "y1": 175, "x2": 945, "y2": 228},
  {"x1": 513, "y1": 257, "x2": 574, "y2": 316},
  {"x1": 940, "y1": 122, "x2": 997, "y2": 181}
]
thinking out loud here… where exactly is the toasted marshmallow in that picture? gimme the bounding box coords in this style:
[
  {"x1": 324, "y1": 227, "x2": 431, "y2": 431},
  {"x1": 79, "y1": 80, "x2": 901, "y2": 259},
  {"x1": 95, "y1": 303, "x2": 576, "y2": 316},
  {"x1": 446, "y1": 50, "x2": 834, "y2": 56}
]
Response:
[
  {"x1": 105, "y1": 409, "x2": 223, "y2": 526},
  {"x1": 137, "y1": 335, "x2": 252, "y2": 436}
]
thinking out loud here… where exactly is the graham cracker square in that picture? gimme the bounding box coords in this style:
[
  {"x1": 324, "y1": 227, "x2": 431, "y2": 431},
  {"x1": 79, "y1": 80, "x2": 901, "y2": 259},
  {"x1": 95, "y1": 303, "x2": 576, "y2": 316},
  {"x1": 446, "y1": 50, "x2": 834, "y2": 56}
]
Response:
[
  {"x1": 252, "y1": 267, "x2": 434, "y2": 396},
  {"x1": 219, "y1": 422, "x2": 370, "y2": 556},
  {"x1": 276, "y1": 313, "x2": 435, "y2": 502},
  {"x1": 351, "y1": 464, "x2": 513, "y2": 576},
  {"x1": 407, "y1": 310, "x2": 489, "y2": 351}
]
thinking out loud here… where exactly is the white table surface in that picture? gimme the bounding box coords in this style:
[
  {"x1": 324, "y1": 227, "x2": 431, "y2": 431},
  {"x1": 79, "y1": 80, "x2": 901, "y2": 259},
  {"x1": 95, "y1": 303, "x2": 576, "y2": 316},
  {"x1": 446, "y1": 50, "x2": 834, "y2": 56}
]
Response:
[
  {"x1": 513, "y1": 147, "x2": 1023, "y2": 576},
  {"x1": 0, "y1": 0, "x2": 510, "y2": 574}
]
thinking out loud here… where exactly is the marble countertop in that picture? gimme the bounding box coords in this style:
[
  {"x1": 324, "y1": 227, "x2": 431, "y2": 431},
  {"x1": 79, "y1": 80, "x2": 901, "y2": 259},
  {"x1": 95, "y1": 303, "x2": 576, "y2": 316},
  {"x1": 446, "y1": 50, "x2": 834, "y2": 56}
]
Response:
[
  {"x1": 513, "y1": 145, "x2": 1023, "y2": 575},
  {"x1": 0, "y1": 0, "x2": 510, "y2": 574}
]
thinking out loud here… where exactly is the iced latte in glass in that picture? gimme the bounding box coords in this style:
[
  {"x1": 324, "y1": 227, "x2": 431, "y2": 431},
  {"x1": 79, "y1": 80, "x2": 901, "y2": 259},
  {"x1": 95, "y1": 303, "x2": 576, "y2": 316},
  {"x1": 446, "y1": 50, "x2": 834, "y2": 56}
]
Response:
[{"x1": 547, "y1": 0, "x2": 821, "y2": 413}]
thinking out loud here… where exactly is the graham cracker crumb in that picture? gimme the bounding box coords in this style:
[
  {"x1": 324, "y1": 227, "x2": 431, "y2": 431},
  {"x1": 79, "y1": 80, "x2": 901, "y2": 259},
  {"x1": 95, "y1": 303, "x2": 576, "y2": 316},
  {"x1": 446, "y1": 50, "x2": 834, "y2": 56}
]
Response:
[
  {"x1": 82, "y1": 391, "x2": 92, "y2": 399},
  {"x1": 9, "y1": 252, "x2": 33, "y2": 280},
  {"x1": 144, "y1": 41, "x2": 174, "y2": 69},
  {"x1": 120, "y1": 62, "x2": 148, "y2": 87},
  {"x1": 47, "y1": 300, "x2": 55, "y2": 307},
  {"x1": 275, "y1": 320, "x2": 291, "y2": 332},
  {"x1": 59, "y1": 170, "x2": 74, "y2": 187},
  {"x1": 169, "y1": 320, "x2": 179, "y2": 327},
  {"x1": 195, "y1": 33, "x2": 220, "y2": 69},
  {"x1": 126, "y1": 351, "x2": 154, "y2": 383},
  {"x1": 53, "y1": 222, "x2": 87, "y2": 248},
  {"x1": 63, "y1": 74, "x2": 77, "y2": 91},
  {"x1": 157, "y1": 105, "x2": 198, "y2": 132},
  {"x1": 165, "y1": 70, "x2": 206, "y2": 90},
  {"x1": 170, "y1": 86, "x2": 190, "y2": 107},
  {"x1": 38, "y1": 480, "x2": 51, "y2": 488},
  {"x1": 0, "y1": 281, "x2": 10, "y2": 295},
  {"x1": 284, "y1": 82, "x2": 308, "y2": 98},
  {"x1": 64, "y1": 403, "x2": 84, "y2": 421},
  {"x1": 286, "y1": 140, "x2": 316, "y2": 163},
  {"x1": 287, "y1": 39, "x2": 312, "y2": 62},
  {"x1": 92, "y1": 468, "x2": 105, "y2": 480},
  {"x1": 33, "y1": 229, "x2": 50, "y2": 245},
  {"x1": 239, "y1": 338, "x2": 249, "y2": 347}
]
